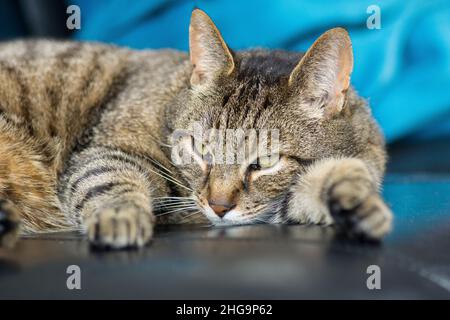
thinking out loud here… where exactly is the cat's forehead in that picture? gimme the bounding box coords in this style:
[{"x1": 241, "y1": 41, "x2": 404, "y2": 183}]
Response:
[
  {"x1": 235, "y1": 49, "x2": 304, "y2": 85},
  {"x1": 204, "y1": 51, "x2": 304, "y2": 130}
]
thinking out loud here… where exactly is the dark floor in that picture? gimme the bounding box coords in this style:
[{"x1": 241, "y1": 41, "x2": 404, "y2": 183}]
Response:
[{"x1": 1, "y1": 139, "x2": 450, "y2": 299}]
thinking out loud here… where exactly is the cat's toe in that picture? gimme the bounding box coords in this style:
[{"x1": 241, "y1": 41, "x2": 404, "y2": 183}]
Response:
[
  {"x1": 87, "y1": 204, "x2": 154, "y2": 250},
  {"x1": 353, "y1": 195, "x2": 393, "y2": 240},
  {"x1": 330, "y1": 193, "x2": 393, "y2": 241},
  {"x1": 0, "y1": 200, "x2": 21, "y2": 248}
]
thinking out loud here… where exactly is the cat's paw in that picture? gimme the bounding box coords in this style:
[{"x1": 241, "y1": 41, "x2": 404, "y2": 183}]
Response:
[
  {"x1": 0, "y1": 199, "x2": 21, "y2": 248},
  {"x1": 328, "y1": 180, "x2": 392, "y2": 241},
  {"x1": 86, "y1": 203, "x2": 154, "y2": 250}
]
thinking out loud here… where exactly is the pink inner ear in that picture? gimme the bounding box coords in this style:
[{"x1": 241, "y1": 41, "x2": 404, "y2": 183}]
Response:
[
  {"x1": 189, "y1": 25, "x2": 206, "y2": 85},
  {"x1": 326, "y1": 43, "x2": 353, "y2": 117},
  {"x1": 336, "y1": 44, "x2": 353, "y2": 94}
]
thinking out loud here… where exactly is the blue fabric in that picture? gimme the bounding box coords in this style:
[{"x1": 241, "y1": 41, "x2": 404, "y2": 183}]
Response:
[{"x1": 71, "y1": 0, "x2": 450, "y2": 143}]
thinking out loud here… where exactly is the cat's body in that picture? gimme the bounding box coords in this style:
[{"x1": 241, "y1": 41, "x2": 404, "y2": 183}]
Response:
[{"x1": 0, "y1": 10, "x2": 392, "y2": 248}]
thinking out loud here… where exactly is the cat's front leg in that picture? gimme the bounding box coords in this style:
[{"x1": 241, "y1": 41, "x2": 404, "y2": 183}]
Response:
[
  {"x1": 286, "y1": 158, "x2": 393, "y2": 240},
  {"x1": 61, "y1": 147, "x2": 170, "y2": 249}
]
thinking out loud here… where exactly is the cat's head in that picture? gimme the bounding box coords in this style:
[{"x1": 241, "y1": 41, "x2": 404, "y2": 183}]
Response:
[{"x1": 168, "y1": 9, "x2": 380, "y2": 225}]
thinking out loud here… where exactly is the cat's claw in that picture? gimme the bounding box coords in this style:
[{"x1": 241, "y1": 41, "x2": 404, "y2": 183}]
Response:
[
  {"x1": 0, "y1": 200, "x2": 20, "y2": 248},
  {"x1": 328, "y1": 182, "x2": 393, "y2": 241},
  {"x1": 86, "y1": 203, "x2": 154, "y2": 250}
]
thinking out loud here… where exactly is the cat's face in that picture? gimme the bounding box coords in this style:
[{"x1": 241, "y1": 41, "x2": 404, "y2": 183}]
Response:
[{"x1": 170, "y1": 9, "x2": 359, "y2": 225}]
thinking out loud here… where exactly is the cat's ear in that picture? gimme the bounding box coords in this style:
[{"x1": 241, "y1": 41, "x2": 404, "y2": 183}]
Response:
[
  {"x1": 189, "y1": 9, "x2": 234, "y2": 86},
  {"x1": 289, "y1": 28, "x2": 353, "y2": 118}
]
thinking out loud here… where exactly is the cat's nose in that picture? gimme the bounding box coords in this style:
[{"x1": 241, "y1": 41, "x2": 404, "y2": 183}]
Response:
[{"x1": 208, "y1": 201, "x2": 236, "y2": 218}]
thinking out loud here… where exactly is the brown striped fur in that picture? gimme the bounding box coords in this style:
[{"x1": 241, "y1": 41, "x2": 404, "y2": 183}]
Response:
[{"x1": 0, "y1": 10, "x2": 392, "y2": 249}]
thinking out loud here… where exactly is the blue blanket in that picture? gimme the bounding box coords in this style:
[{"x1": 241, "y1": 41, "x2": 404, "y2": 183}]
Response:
[{"x1": 69, "y1": 0, "x2": 450, "y2": 143}]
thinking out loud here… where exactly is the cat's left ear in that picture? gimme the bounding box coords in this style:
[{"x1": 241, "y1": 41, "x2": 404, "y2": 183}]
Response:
[
  {"x1": 189, "y1": 9, "x2": 235, "y2": 86},
  {"x1": 289, "y1": 28, "x2": 353, "y2": 118}
]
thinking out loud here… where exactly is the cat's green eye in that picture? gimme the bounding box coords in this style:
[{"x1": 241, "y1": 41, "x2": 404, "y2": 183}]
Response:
[
  {"x1": 190, "y1": 137, "x2": 207, "y2": 155},
  {"x1": 195, "y1": 143, "x2": 209, "y2": 156},
  {"x1": 192, "y1": 139, "x2": 213, "y2": 164},
  {"x1": 250, "y1": 155, "x2": 279, "y2": 171}
]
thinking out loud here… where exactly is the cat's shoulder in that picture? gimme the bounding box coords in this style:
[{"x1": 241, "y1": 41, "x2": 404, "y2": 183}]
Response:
[
  {"x1": 0, "y1": 39, "x2": 120, "y2": 61},
  {"x1": 0, "y1": 39, "x2": 187, "y2": 63}
]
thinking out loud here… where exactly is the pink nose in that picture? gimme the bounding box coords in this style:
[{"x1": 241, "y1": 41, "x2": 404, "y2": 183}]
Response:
[{"x1": 208, "y1": 201, "x2": 235, "y2": 218}]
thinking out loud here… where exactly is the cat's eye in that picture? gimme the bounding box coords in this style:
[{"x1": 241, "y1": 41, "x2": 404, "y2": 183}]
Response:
[
  {"x1": 249, "y1": 155, "x2": 279, "y2": 171},
  {"x1": 194, "y1": 142, "x2": 208, "y2": 156},
  {"x1": 191, "y1": 138, "x2": 213, "y2": 164},
  {"x1": 248, "y1": 163, "x2": 261, "y2": 171}
]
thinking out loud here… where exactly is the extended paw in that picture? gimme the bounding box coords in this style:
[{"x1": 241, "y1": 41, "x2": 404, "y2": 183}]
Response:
[
  {"x1": 86, "y1": 203, "x2": 154, "y2": 249},
  {"x1": 328, "y1": 180, "x2": 392, "y2": 241},
  {"x1": 0, "y1": 199, "x2": 20, "y2": 248}
]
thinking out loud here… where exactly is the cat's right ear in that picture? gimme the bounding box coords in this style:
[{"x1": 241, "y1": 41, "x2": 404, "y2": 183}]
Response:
[
  {"x1": 288, "y1": 28, "x2": 353, "y2": 119},
  {"x1": 189, "y1": 9, "x2": 234, "y2": 86}
]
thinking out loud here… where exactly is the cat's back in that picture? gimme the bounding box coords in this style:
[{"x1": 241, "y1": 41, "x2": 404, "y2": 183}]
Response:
[
  {"x1": 0, "y1": 39, "x2": 189, "y2": 114},
  {"x1": 0, "y1": 39, "x2": 189, "y2": 120},
  {"x1": 0, "y1": 39, "x2": 189, "y2": 169},
  {"x1": 0, "y1": 39, "x2": 185, "y2": 65}
]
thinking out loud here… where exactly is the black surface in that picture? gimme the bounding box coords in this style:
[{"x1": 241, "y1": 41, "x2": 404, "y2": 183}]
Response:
[
  {"x1": 1, "y1": 173, "x2": 450, "y2": 299},
  {"x1": 19, "y1": 0, "x2": 71, "y2": 38},
  {"x1": 1, "y1": 139, "x2": 450, "y2": 299},
  {"x1": 387, "y1": 138, "x2": 450, "y2": 174}
]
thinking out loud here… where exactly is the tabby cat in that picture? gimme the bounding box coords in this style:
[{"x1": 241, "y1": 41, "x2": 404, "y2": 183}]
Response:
[{"x1": 0, "y1": 9, "x2": 392, "y2": 249}]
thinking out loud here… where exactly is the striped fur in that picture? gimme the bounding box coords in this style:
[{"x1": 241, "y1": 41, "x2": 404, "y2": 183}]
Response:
[{"x1": 0, "y1": 10, "x2": 392, "y2": 249}]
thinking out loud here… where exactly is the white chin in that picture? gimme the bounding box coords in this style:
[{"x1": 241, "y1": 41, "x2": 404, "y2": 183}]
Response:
[{"x1": 202, "y1": 208, "x2": 246, "y2": 226}]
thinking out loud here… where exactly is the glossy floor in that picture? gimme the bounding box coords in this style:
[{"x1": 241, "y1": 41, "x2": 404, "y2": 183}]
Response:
[{"x1": 1, "y1": 173, "x2": 450, "y2": 299}]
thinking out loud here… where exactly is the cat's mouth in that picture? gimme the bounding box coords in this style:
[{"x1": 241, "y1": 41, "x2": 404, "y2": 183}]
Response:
[
  {"x1": 199, "y1": 203, "x2": 235, "y2": 225},
  {"x1": 198, "y1": 200, "x2": 265, "y2": 226}
]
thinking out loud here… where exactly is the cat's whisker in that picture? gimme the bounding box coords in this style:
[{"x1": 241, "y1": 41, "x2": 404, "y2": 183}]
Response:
[
  {"x1": 153, "y1": 197, "x2": 195, "y2": 202},
  {"x1": 153, "y1": 198, "x2": 197, "y2": 206},
  {"x1": 154, "y1": 200, "x2": 196, "y2": 206},
  {"x1": 147, "y1": 133, "x2": 173, "y2": 148},
  {"x1": 155, "y1": 196, "x2": 189, "y2": 199},
  {"x1": 156, "y1": 206, "x2": 199, "y2": 217},
  {"x1": 154, "y1": 202, "x2": 195, "y2": 207},
  {"x1": 146, "y1": 167, "x2": 193, "y2": 192},
  {"x1": 154, "y1": 203, "x2": 197, "y2": 210},
  {"x1": 144, "y1": 156, "x2": 175, "y2": 176},
  {"x1": 179, "y1": 210, "x2": 202, "y2": 222},
  {"x1": 154, "y1": 196, "x2": 195, "y2": 202},
  {"x1": 141, "y1": 156, "x2": 193, "y2": 192},
  {"x1": 229, "y1": 210, "x2": 270, "y2": 225},
  {"x1": 149, "y1": 167, "x2": 188, "y2": 188},
  {"x1": 167, "y1": 158, "x2": 179, "y2": 167},
  {"x1": 154, "y1": 197, "x2": 195, "y2": 203}
]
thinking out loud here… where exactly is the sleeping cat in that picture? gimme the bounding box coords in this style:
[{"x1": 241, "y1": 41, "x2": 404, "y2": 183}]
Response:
[{"x1": 0, "y1": 9, "x2": 392, "y2": 249}]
